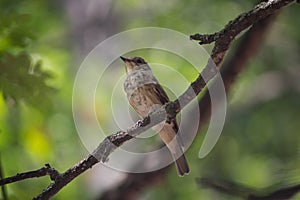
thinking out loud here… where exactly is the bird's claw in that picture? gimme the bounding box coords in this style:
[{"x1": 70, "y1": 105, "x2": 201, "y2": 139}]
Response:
[{"x1": 136, "y1": 120, "x2": 143, "y2": 127}]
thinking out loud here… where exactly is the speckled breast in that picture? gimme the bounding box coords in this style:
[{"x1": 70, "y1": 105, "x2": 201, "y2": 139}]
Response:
[{"x1": 124, "y1": 69, "x2": 157, "y2": 97}]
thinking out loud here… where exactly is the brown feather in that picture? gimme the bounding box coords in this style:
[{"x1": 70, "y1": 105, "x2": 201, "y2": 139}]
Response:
[{"x1": 127, "y1": 79, "x2": 190, "y2": 176}]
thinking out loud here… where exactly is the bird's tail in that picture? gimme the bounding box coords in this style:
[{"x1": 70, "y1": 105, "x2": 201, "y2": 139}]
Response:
[
  {"x1": 174, "y1": 153, "x2": 190, "y2": 176},
  {"x1": 156, "y1": 123, "x2": 190, "y2": 176},
  {"x1": 170, "y1": 135, "x2": 190, "y2": 176}
]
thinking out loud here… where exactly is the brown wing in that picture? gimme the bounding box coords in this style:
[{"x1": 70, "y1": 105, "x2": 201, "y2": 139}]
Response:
[
  {"x1": 128, "y1": 83, "x2": 180, "y2": 132},
  {"x1": 151, "y1": 84, "x2": 181, "y2": 139},
  {"x1": 133, "y1": 83, "x2": 170, "y2": 105},
  {"x1": 128, "y1": 83, "x2": 169, "y2": 117},
  {"x1": 142, "y1": 84, "x2": 180, "y2": 134},
  {"x1": 150, "y1": 84, "x2": 180, "y2": 132},
  {"x1": 144, "y1": 83, "x2": 170, "y2": 105}
]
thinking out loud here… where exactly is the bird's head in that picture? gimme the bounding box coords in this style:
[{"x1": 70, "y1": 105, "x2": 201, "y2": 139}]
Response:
[{"x1": 120, "y1": 56, "x2": 150, "y2": 73}]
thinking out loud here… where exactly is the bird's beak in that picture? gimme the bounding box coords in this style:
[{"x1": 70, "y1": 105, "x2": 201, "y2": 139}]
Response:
[
  {"x1": 120, "y1": 56, "x2": 131, "y2": 63},
  {"x1": 120, "y1": 56, "x2": 133, "y2": 73}
]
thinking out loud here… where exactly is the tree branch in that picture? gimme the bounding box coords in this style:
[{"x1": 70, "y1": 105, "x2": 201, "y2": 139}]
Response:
[
  {"x1": 33, "y1": 157, "x2": 99, "y2": 200},
  {"x1": 191, "y1": 0, "x2": 294, "y2": 67},
  {"x1": 190, "y1": 0, "x2": 292, "y2": 45},
  {"x1": 0, "y1": 164, "x2": 59, "y2": 187},
  {"x1": 0, "y1": 0, "x2": 295, "y2": 199},
  {"x1": 197, "y1": 177, "x2": 300, "y2": 200},
  {"x1": 99, "y1": 10, "x2": 279, "y2": 200},
  {"x1": 198, "y1": 12, "x2": 278, "y2": 125}
]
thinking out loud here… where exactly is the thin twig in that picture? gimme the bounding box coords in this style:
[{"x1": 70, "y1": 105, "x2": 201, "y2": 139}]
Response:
[
  {"x1": 33, "y1": 156, "x2": 99, "y2": 200},
  {"x1": 190, "y1": 0, "x2": 295, "y2": 68},
  {"x1": 0, "y1": 164, "x2": 60, "y2": 186},
  {"x1": 190, "y1": 0, "x2": 294, "y2": 46},
  {"x1": 197, "y1": 12, "x2": 278, "y2": 132},
  {"x1": 221, "y1": 13, "x2": 278, "y2": 91}
]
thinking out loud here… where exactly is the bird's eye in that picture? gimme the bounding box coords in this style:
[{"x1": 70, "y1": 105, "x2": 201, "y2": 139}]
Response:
[{"x1": 136, "y1": 58, "x2": 143, "y2": 64}]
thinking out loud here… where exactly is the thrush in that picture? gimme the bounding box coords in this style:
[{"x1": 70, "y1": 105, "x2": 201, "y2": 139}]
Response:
[{"x1": 121, "y1": 56, "x2": 190, "y2": 176}]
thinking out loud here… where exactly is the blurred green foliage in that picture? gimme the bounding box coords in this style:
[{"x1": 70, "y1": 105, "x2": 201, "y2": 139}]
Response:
[
  {"x1": 0, "y1": 0, "x2": 86, "y2": 199},
  {"x1": 0, "y1": 13, "x2": 35, "y2": 50},
  {"x1": 0, "y1": 52, "x2": 55, "y2": 111},
  {"x1": 0, "y1": 11, "x2": 55, "y2": 112},
  {"x1": 0, "y1": 0, "x2": 299, "y2": 200}
]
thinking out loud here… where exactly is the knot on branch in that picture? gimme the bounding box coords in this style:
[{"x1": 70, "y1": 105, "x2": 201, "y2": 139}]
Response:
[{"x1": 44, "y1": 164, "x2": 60, "y2": 181}]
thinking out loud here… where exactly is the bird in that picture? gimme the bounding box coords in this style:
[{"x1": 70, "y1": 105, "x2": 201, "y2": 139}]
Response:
[{"x1": 121, "y1": 56, "x2": 190, "y2": 176}]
